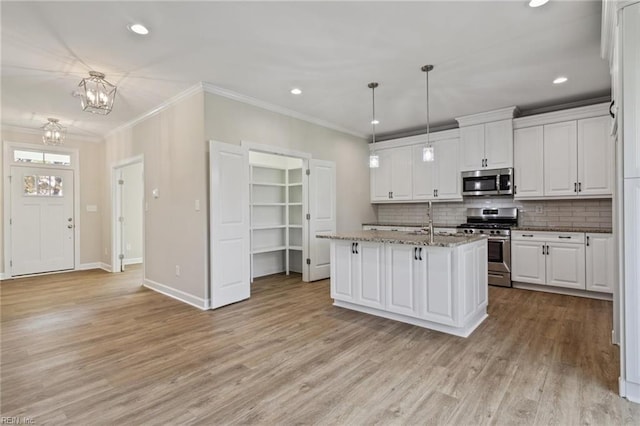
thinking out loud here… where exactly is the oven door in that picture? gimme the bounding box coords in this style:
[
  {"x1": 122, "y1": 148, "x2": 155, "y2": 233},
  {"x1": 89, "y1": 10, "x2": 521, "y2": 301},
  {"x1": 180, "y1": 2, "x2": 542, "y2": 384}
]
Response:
[{"x1": 487, "y1": 237, "x2": 510, "y2": 273}]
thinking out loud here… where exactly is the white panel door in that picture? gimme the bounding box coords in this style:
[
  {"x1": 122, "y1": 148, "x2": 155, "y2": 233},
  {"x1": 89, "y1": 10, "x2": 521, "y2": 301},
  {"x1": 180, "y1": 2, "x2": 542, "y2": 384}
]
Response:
[
  {"x1": 10, "y1": 166, "x2": 74, "y2": 276},
  {"x1": 331, "y1": 240, "x2": 356, "y2": 302},
  {"x1": 459, "y1": 124, "x2": 485, "y2": 171},
  {"x1": 435, "y1": 138, "x2": 461, "y2": 200},
  {"x1": 586, "y1": 233, "x2": 614, "y2": 293},
  {"x1": 411, "y1": 144, "x2": 435, "y2": 200},
  {"x1": 623, "y1": 3, "x2": 640, "y2": 178},
  {"x1": 308, "y1": 159, "x2": 336, "y2": 281},
  {"x1": 422, "y1": 248, "x2": 455, "y2": 325},
  {"x1": 356, "y1": 242, "x2": 385, "y2": 309},
  {"x1": 209, "y1": 141, "x2": 250, "y2": 309},
  {"x1": 390, "y1": 146, "x2": 413, "y2": 200},
  {"x1": 511, "y1": 240, "x2": 546, "y2": 284},
  {"x1": 544, "y1": 121, "x2": 578, "y2": 197},
  {"x1": 546, "y1": 242, "x2": 585, "y2": 290},
  {"x1": 514, "y1": 126, "x2": 544, "y2": 198},
  {"x1": 578, "y1": 116, "x2": 614, "y2": 196},
  {"x1": 484, "y1": 119, "x2": 514, "y2": 169},
  {"x1": 385, "y1": 244, "x2": 419, "y2": 317},
  {"x1": 624, "y1": 177, "x2": 640, "y2": 385},
  {"x1": 370, "y1": 149, "x2": 393, "y2": 201}
]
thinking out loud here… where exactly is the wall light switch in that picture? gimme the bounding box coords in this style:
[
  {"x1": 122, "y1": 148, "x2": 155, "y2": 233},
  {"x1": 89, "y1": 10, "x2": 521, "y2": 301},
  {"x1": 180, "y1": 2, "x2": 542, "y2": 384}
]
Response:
[
  {"x1": 145, "y1": 202, "x2": 149, "y2": 212},
  {"x1": 152, "y1": 188, "x2": 159, "y2": 199},
  {"x1": 195, "y1": 199, "x2": 200, "y2": 211}
]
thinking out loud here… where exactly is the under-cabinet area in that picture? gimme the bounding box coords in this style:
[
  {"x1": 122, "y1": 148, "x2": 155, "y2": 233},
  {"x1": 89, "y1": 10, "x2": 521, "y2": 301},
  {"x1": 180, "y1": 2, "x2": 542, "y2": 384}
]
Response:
[{"x1": 250, "y1": 151, "x2": 304, "y2": 280}]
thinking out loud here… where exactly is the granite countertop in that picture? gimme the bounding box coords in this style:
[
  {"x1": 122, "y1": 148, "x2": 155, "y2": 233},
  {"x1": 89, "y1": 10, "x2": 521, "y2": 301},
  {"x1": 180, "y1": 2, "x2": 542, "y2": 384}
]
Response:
[
  {"x1": 317, "y1": 230, "x2": 486, "y2": 248},
  {"x1": 512, "y1": 226, "x2": 613, "y2": 234},
  {"x1": 362, "y1": 223, "x2": 455, "y2": 229}
]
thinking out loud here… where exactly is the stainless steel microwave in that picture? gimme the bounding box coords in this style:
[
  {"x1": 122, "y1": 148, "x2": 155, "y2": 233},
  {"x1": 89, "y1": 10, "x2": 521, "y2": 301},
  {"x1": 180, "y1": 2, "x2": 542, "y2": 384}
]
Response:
[{"x1": 461, "y1": 168, "x2": 514, "y2": 197}]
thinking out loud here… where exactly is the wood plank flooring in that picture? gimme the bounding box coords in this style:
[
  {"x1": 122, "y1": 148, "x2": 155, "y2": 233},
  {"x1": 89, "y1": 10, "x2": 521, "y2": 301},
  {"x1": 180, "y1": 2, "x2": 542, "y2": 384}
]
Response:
[{"x1": 2, "y1": 267, "x2": 639, "y2": 424}]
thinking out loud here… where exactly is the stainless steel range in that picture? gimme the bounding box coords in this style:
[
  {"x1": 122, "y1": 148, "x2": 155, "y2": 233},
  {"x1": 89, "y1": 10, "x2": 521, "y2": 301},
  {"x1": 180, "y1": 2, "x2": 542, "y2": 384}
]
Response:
[{"x1": 457, "y1": 208, "x2": 518, "y2": 287}]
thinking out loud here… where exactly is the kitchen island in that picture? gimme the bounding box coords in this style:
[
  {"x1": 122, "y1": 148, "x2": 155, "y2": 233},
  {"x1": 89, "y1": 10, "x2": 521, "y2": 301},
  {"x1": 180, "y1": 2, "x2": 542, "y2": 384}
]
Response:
[{"x1": 318, "y1": 230, "x2": 488, "y2": 337}]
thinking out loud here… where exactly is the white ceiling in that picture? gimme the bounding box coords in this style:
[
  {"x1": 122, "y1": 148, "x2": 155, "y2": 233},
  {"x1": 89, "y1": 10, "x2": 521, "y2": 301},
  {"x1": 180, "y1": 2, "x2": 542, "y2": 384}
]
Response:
[{"x1": 1, "y1": 1, "x2": 610, "y2": 140}]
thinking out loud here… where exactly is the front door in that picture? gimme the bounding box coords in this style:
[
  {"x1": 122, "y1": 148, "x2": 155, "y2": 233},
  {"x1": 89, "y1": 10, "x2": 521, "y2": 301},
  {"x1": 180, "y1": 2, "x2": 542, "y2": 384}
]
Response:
[{"x1": 10, "y1": 166, "x2": 75, "y2": 276}]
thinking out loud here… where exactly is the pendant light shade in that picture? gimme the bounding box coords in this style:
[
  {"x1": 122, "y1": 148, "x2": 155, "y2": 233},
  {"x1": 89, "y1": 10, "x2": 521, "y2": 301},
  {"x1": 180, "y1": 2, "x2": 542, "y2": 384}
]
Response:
[
  {"x1": 79, "y1": 71, "x2": 117, "y2": 115},
  {"x1": 368, "y1": 82, "x2": 380, "y2": 169},
  {"x1": 422, "y1": 65, "x2": 435, "y2": 162},
  {"x1": 42, "y1": 118, "x2": 66, "y2": 146}
]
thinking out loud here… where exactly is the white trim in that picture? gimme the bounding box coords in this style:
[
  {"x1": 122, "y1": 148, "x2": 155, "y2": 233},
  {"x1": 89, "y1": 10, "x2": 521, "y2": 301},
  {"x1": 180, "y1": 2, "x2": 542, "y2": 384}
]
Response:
[
  {"x1": 3, "y1": 141, "x2": 81, "y2": 278},
  {"x1": 0, "y1": 272, "x2": 7, "y2": 280},
  {"x1": 624, "y1": 379, "x2": 640, "y2": 403},
  {"x1": 123, "y1": 257, "x2": 143, "y2": 266},
  {"x1": 455, "y1": 106, "x2": 519, "y2": 127},
  {"x1": 333, "y1": 300, "x2": 487, "y2": 338},
  {"x1": 105, "y1": 84, "x2": 204, "y2": 139},
  {"x1": 143, "y1": 278, "x2": 209, "y2": 310},
  {"x1": 513, "y1": 103, "x2": 609, "y2": 129},
  {"x1": 79, "y1": 262, "x2": 101, "y2": 270},
  {"x1": 369, "y1": 128, "x2": 460, "y2": 151},
  {"x1": 241, "y1": 140, "x2": 312, "y2": 160},
  {"x1": 100, "y1": 263, "x2": 112, "y2": 272},
  {"x1": 203, "y1": 82, "x2": 365, "y2": 139},
  {"x1": 0, "y1": 124, "x2": 103, "y2": 144},
  {"x1": 512, "y1": 282, "x2": 613, "y2": 301}
]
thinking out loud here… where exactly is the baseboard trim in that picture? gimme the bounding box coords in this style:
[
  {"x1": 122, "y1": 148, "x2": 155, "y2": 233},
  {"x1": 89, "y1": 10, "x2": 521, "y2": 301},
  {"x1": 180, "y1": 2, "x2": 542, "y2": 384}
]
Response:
[
  {"x1": 100, "y1": 263, "x2": 112, "y2": 273},
  {"x1": 0, "y1": 272, "x2": 7, "y2": 280},
  {"x1": 123, "y1": 257, "x2": 143, "y2": 266},
  {"x1": 79, "y1": 262, "x2": 100, "y2": 270},
  {"x1": 143, "y1": 278, "x2": 209, "y2": 310},
  {"x1": 512, "y1": 282, "x2": 613, "y2": 301}
]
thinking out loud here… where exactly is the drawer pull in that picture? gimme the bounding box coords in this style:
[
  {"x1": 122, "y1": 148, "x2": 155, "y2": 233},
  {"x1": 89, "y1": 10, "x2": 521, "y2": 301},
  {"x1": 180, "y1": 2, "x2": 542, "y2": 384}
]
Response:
[
  {"x1": 558, "y1": 236, "x2": 572, "y2": 239},
  {"x1": 522, "y1": 234, "x2": 534, "y2": 237}
]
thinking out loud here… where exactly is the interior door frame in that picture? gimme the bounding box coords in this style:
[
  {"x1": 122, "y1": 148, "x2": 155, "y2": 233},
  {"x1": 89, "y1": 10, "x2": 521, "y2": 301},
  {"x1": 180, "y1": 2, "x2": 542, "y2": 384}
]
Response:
[
  {"x1": 241, "y1": 141, "x2": 312, "y2": 281},
  {"x1": 111, "y1": 155, "x2": 144, "y2": 274},
  {"x1": 3, "y1": 140, "x2": 80, "y2": 278}
]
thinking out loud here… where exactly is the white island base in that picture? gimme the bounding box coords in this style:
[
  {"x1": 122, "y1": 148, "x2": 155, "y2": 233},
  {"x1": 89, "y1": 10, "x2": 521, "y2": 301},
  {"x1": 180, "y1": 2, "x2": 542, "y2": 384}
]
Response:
[{"x1": 328, "y1": 237, "x2": 488, "y2": 338}]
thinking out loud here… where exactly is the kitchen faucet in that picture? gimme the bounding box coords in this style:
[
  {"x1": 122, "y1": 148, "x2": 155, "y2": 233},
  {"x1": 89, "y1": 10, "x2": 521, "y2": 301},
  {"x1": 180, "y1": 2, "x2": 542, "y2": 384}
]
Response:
[{"x1": 422, "y1": 201, "x2": 434, "y2": 243}]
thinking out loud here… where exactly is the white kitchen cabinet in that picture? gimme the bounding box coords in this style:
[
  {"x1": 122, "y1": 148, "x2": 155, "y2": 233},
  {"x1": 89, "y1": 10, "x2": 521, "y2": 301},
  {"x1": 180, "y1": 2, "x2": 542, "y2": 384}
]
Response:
[
  {"x1": 412, "y1": 138, "x2": 460, "y2": 200},
  {"x1": 459, "y1": 119, "x2": 513, "y2": 171},
  {"x1": 586, "y1": 233, "x2": 614, "y2": 293},
  {"x1": 421, "y1": 247, "x2": 456, "y2": 325},
  {"x1": 578, "y1": 116, "x2": 614, "y2": 196},
  {"x1": 511, "y1": 231, "x2": 586, "y2": 290},
  {"x1": 370, "y1": 146, "x2": 412, "y2": 202},
  {"x1": 385, "y1": 244, "x2": 420, "y2": 317},
  {"x1": 331, "y1": 240, "x2": 385, "y2": 308},
  {"x1": 546, "y1": 241, "x2": 586, "y2": 290},
  {"x1": 544, "y1": 121, "x2": 578, "y2": 197},
  {"x1": 514, "y1": 126, "x2": 544, "y2": 198},
  {"x1": 511, "y1": 239, "x2": 546, "y2": 284}
]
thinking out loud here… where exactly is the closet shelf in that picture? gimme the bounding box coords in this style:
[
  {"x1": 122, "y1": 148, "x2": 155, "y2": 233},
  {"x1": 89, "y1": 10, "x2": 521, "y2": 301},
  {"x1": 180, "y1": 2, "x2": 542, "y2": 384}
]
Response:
[
  {"x1": 252, "y1": 246, "x2": 287, "y2": 254},
  {"x1": 252, "y1": 225, "x2": 287, "y2": 230},
  {"x1": 252, "y1": 202, "x2": 286, "y2": 206},
  {"x1": 251, "y1": 182, "x2": 286, "y2": 187}
]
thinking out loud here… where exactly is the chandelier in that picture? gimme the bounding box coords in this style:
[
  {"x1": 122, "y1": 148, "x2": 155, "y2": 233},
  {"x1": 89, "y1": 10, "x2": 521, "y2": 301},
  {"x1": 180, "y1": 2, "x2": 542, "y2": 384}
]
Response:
[
  {"x1": 42, "y1": 118, "x2": 66, "y2": 146},
  {"x1": 78, "y1": 71, "x2": 117, "y2": 114}
]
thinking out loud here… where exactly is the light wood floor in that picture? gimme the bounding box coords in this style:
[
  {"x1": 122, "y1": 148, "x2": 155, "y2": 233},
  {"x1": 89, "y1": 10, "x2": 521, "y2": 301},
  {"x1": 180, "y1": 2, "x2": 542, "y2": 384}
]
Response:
[{"x1": 1, "y1": 267, "x2": 639, "y2": 425}]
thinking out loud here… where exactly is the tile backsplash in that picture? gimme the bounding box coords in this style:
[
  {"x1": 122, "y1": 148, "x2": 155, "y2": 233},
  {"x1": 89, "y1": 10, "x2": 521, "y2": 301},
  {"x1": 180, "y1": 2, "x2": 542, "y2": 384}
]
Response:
[{"x1": 376, "y1": 197, "x2": 612, "y2": 229}]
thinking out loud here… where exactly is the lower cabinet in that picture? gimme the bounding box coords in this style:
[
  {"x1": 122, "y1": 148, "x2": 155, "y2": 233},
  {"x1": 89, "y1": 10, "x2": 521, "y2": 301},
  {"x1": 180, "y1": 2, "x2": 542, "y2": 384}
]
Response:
[
  {"x1": 385, "y1": 244, "x2": 420, "y2": 317},
  {"x1": 331, "y1": 240, "x2": 384, "y2": 308},
  {"x1": 511, "y1": 231, "x2": 612, "y2": 293}
]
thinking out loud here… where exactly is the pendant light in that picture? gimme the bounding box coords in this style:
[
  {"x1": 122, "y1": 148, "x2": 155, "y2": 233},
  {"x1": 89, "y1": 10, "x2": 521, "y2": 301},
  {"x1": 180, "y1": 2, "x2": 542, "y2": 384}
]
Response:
[
  {"x1": 368, "y1": 82, "x2": 380, "y2": 168},
  {"x1": 42, "y1": 118, "x2": 66, "y2": 146},
  {"x1": 78, "y1": 71, "x2": 117, "y2": 115},
  {"x1": 422, "y1": 65, "x2": 435, "y2": 162}
]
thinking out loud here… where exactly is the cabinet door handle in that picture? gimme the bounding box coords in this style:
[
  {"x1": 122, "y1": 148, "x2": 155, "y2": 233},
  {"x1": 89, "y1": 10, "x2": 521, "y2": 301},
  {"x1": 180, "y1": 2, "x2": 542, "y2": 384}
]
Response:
[
  {"x1": 578, "y1": 182, "x2": 582, "y2": 192},
  {"x1": 546, "y1": 245, "x2": 549, "y2": 255},
  {"x1": 574, "y1": 182, "x2": 577, "y2": 193},
  {"x1": 514, "y1": 185, "x2": 517, "y2": 195},
  {"x1": 414, "y1": 247, "x2": 418, "y2": 260},
  {"x1": 390, "y1": 191, "x2": 393, "y2": 199},
  {"x1": 610, "y1": 100, "x2": 615, "y2": 119},
  {"x1": 419, "y1": 247, "x2": 423, "y2": 261},
  {"x1": 433, "y1": 189, "x2": 436, "y2": 197},
  {"x1": 542, "y1": 245, "x2": 545, "y2": 255},
  {"x1": 351, "y1": 242, "x2": 355, "y2": 254},
  {"x1": 355, "y1": 243, "x2": 359, "y2": 254},
  {"x1": 587, "y1": 236, "x2": 590, "y2": 247}
]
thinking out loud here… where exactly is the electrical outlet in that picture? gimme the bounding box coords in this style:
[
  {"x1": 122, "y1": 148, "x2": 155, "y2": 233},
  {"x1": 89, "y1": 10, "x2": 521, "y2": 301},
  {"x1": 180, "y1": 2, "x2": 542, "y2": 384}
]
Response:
[
  {"x1": 535, "y1": 205, "x2": 544, "y2": 214},
  {"x1": 195, "y1": 199, "x2": 200, "y2": 212},
  {"x1": 175, "y1": 265, "x2": 181, "y2": 277},
  {"x1": 104, "y1": 247, "x2": 108, "y2": 255}
]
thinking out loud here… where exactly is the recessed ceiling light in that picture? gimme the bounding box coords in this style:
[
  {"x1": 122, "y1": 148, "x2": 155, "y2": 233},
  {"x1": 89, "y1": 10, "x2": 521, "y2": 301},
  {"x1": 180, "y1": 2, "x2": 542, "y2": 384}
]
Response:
[
  {"x1": 290, "y1": 88, "x2": 302, "y2": 95},
  {"x1": 553, "y1": 76, "x2": 568, "y2": 84},
  {"x1": 529, "y1": 0, "x2": 549, "y2": 7},
  {"x1": 128, "y1": 23, "x2": 149, "y2": 35},
  {"x1": 371, "y1": 119, "x2": 380, "y2": 125}
]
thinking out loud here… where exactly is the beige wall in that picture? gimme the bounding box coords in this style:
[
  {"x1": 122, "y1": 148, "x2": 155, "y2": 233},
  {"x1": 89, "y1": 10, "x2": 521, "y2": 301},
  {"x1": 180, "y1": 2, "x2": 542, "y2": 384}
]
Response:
[
  {"x1": 0, "y1": 129, "x2": 104, "y2": 274},
  {"x1": 103, "y1": 92, "x2": 207, "y2": 299},
  {"x1": 204, "y1": 93, "x2": 376, "y2": 233}
]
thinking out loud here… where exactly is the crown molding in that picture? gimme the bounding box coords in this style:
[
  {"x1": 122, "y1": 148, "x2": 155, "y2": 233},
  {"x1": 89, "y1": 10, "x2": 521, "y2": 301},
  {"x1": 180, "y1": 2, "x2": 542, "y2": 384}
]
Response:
[
  {"x1": 455, "y1": 106, "x2": 519, "y2": 127},
  {"x1": 0, "y1": 124, "x2": 103, "y2": 144},
  {"x1": 513, "y1": 103, "x2": 609, "y2": 129},
  {"x1": 104, "y1": 83, "x2": 204, "y2": 139},
  {"x1": 201, "y1": 82, "x2": 366, "y2": 139}
]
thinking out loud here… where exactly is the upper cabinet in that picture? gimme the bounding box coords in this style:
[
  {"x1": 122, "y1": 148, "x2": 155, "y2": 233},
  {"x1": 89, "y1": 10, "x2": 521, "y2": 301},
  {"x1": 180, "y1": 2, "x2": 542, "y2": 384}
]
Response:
[
  {"x1": 513, "y1": 104, "x2": 613, "y2": 200},
  {"x1": 369, "y1": 130, "x2": 461, "y2": 203},
  {"x1": 456, "y1": 107, "x2": 518, "y2": 172}
]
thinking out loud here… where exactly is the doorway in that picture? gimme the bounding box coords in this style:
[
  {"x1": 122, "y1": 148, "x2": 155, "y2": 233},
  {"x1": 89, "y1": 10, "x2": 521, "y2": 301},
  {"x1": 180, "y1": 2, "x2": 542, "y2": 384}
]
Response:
[{"x1": 112, "y1": 158, "x2": 144, "y2": 273}]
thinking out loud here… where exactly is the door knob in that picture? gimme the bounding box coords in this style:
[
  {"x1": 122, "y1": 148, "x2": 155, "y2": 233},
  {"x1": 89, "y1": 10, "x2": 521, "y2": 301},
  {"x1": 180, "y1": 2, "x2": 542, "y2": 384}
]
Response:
[
  {"x1": 68, "y1": 218, "x2": 73, "y2": 222},
  {"x1": 67, "y1": 224, "x2": 73, "y2": 229}
]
